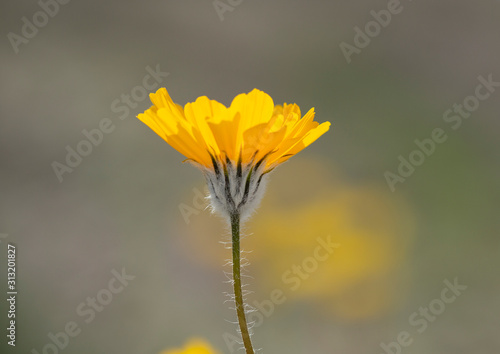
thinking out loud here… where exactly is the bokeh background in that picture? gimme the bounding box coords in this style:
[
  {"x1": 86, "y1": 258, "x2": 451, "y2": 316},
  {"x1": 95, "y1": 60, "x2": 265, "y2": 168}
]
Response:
[{"x1": 1, "y1": 0, "x2": 499, "y2": 353}]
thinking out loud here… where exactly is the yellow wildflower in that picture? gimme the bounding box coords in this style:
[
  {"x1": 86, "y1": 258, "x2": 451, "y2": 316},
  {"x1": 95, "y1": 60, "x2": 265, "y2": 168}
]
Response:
[
  {"x1": 138, "y1": 88, "x2": 330, "y2": 220},
  {"x1": 139, "y1": 88, "x2": 330, "y2": 354}
]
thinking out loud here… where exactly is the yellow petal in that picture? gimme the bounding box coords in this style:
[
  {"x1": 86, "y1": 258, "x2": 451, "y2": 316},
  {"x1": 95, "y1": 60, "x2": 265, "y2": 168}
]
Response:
[
  {"x1": 207, "y1": 112, "x2": 240, "y2": 161},
  {"x1": 229, "y1": 89, "x2": 274, "y2": 158},
  {"x1": 268, "y1": 121, "x2": 331, "y2": 167},
  {"x1": 184, "y1": 96, "x2": 226, "y2": 156},
  {"x1": 149, "y1": 88, "x2": 184, "y2": 120},
  {"x1": 241, "y1": 120, "x2": 286, "y2": 163},
  {"x1": 154, "y1": 108, "x2": 211, "y2": 167},
  {"x1": 138, "y1": 108, "x2": 168, "y2": 142}
]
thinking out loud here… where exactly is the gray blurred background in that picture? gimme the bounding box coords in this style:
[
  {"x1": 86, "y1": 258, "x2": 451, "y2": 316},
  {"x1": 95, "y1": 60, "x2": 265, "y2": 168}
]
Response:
[{"x1": 1, "y1": 0, "x2": 499, "y2": 353}]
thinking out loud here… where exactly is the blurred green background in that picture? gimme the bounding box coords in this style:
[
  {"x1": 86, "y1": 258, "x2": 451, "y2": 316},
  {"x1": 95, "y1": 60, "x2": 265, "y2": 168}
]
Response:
[{"x1": 1, "y1": 0, "x2": 499, "y2": 353}]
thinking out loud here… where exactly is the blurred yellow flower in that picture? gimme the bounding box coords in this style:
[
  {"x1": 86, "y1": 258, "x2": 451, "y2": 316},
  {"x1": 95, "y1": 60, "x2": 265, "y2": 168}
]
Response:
[
  {"x1": 160, "y1": 338, "x2": 220, "y2": 354},
  {"x1": 181, "y1": 159, "x2": 415, "y2": 321},
  {"x1": 248, "y1": 184, "x2": 414, "y2": 320}
]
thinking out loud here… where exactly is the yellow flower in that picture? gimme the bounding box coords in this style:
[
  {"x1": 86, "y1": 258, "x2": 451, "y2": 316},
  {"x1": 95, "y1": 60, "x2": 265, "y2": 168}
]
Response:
[
  {"x1": 249, "y1": 186, "x2": 414, "y2": 320},
  {"x1": 138, "y1": 88, "x2": 330, "y2": 219},
  {"x1": 160, "y1": 338, "x2": 220, "y2": 354}
]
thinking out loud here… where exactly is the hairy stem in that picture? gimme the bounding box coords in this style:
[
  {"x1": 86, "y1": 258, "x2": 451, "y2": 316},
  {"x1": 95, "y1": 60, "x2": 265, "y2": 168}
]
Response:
[{"x1": 230, "y1": 212, "x2": 255, "y2": 354}]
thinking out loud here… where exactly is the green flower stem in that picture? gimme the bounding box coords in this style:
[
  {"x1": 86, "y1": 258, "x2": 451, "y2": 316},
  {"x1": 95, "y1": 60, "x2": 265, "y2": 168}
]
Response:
[{"x1": 230, "y1": 212, "x2": 255, "y2": 354}]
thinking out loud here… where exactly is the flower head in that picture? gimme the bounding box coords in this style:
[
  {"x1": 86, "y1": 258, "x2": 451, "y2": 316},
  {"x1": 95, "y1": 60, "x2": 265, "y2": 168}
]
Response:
[{"x1": 138, "y1": 88, "x2": 330, "y2": 219}]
